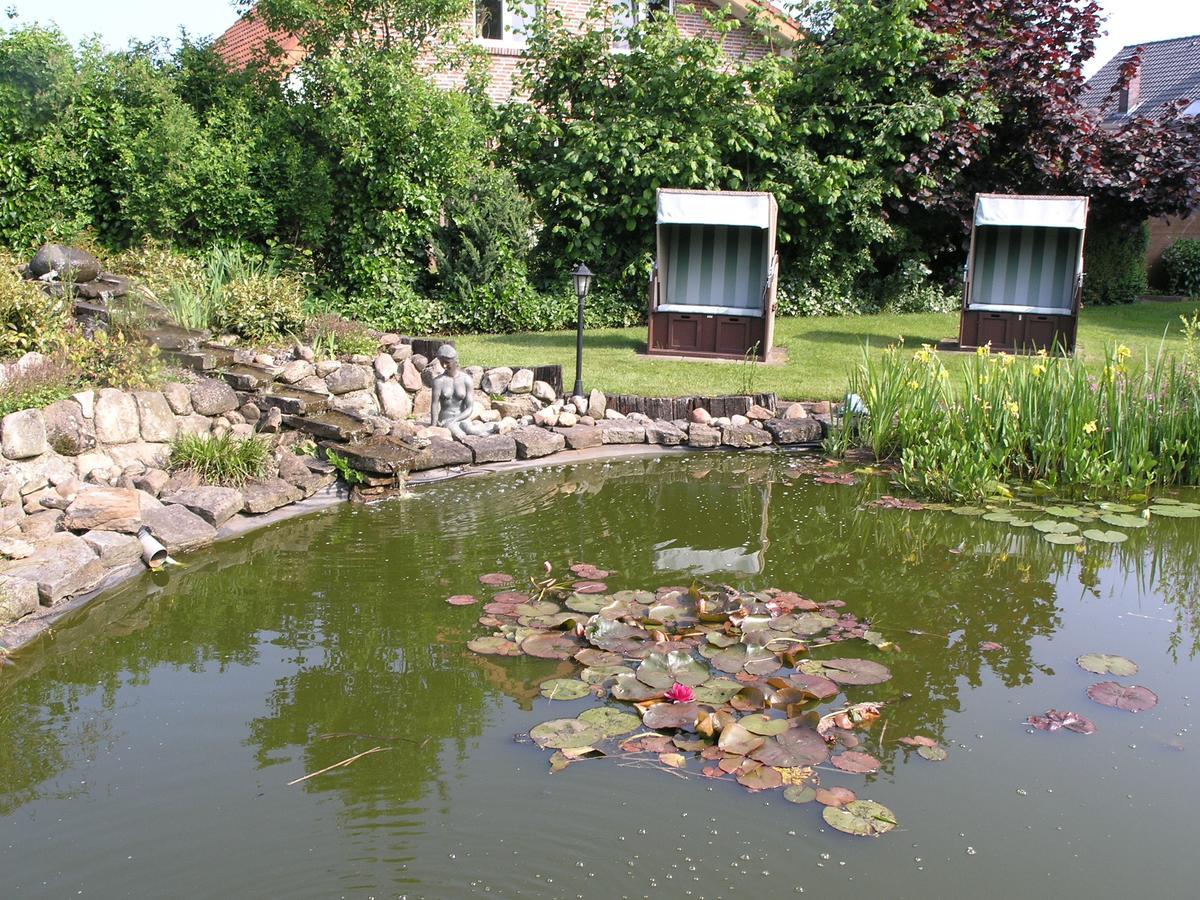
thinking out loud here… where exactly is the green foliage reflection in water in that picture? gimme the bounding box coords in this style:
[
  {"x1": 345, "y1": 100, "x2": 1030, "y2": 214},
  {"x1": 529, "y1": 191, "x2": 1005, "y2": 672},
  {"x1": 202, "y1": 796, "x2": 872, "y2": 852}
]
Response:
[{"x1": 842, "y1": 341, "x2": 1200, "y2": 500}]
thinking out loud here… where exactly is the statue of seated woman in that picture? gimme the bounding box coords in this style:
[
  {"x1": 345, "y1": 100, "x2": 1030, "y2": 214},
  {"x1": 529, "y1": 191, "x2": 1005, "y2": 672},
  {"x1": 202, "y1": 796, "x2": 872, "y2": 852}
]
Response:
[{"x1": 429, "y1": 344, "x2": 496, "y2": 441}]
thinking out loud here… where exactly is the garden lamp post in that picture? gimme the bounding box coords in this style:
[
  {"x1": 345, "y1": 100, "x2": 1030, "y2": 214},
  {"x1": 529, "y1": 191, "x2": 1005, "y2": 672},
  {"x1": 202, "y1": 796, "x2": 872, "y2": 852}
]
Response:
[{"x1": 571, "y1": 263, "x2": 594, "y2": 398}]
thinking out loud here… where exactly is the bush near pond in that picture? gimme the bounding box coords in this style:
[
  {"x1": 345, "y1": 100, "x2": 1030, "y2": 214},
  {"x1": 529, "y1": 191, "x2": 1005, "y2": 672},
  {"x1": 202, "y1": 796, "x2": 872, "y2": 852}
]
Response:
[
  {"x1": 840, "y1": 340, "x2": 1200, "y2": 501},
  {"x1": 1162, "y1": 239, "x2": 1200, "y2": 298}
]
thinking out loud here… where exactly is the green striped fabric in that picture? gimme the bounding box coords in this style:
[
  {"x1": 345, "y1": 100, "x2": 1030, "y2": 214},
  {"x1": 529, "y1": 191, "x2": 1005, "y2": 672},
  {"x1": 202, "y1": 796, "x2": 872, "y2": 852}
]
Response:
[
  {"x1": 663, "y1": 224, "x2": 767, "y2": 313},
  {"x1": 970, "y1": 226, "x2": 1079, "y2": 312}
]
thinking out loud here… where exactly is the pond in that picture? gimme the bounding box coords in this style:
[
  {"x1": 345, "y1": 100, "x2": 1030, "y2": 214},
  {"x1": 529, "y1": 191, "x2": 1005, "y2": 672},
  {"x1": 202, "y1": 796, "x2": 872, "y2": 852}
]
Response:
[{"x1": 1, "y1": 452, "x2": 1198, "y2": 898}]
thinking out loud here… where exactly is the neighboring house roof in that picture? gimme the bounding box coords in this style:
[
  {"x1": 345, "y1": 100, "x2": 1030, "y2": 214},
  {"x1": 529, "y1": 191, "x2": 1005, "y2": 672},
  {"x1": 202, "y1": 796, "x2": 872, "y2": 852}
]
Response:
[
  {"x1": 213, "y1": 9, "x2": 306, "y2": 69},
  {"x1": 1081, "y1": 33, "x2": 1200, "y2": 125},
  {"x1": 213, "y1": 1, "x2": 800, "y2": 70}
]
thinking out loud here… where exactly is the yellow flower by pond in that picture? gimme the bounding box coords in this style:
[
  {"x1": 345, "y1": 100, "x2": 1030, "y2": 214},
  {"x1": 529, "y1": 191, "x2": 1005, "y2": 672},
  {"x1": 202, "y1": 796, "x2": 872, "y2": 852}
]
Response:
[
  {"x1": 1005, "y1": 400, "x2": 1019, "y2": 416},
  {"x1": 1083, "y1": 420, "x2": 1098, "y2": 434},
  {"x1": 1116, "y1": 344, "x2": 1132, "y2": 362},
  {"x1": 1031, "y1": 363, "x2": 1047, "y2": 377}
]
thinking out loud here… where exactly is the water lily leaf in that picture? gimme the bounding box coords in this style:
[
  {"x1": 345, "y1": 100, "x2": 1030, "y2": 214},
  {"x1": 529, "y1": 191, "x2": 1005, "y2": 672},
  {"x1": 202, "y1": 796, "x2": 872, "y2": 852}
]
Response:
[
  {"x1": 718, "y1": 722, "x2": 766, "y2": 755},
  {"x1": 574, "y1": 648, "x2": 624, "y2": 668},
  {"x1": 712, "y1": 644, "x2": 749, "y2": 673},
  {"x1": 566, "y1": 593, "x2": 610, "y2": 614},
  {"x1": 493, "y1": 591, "x2": 530, "y2": 604},
  {"x1": 636, "y1": 650, "x2": 710, "y2": 688},
  {"x1": 692, "y1": 678, "x2": 744, "y2": 704},
  {"x1": 611, "y1": 673, "x2": 666, "y2": 701},
  {"x1": 1100, "y1": 502, "x2": 1137, "y2": 513},
  {"x1": 1099, "y1": 513, "x2": 1147, "y2": 529},
  {"x1": 743, "y1": 646, "x2": 782, "y2": 676},
  {"x1": 823, "y1": 800, "x2": 898, "y2": 837},
  {"x1": 1033, "y1": 519, "x2": 1078, "y2": 534},
  {"x1": 982, "y1": 511, "x2": 1016, "y2": 522},
  {"x1": 787, "y1": 673, "x2": 840, "y2": 700},
  {"x1": 578, "y1": 706, "x2": 641, "y2": 737},
  {"x1": 574, "y1": 580, "x2": 608, "y2": 594},
  {"x1": 917, "y1": 744, "x2": 949, "y2": 760},
  {"x1": 791, "y1": 613, "x2": 838, "y2": 635},
  {"x1": 673, "y1": 735, "x2": 711, "y2": 752},
  {"x1": 800, "y1": 658, "x2": 892, "y2": 686},
  {"x1": 659, "y1": 752, "x2": 687, "y2": 769},
  {"x1": 1026, "y1": 709, "x2": 1096, "y2": 734},
  {"x1": 731, "y1": 685, "x2": 767, "y2": 712},
  {"x1": 736, "y1": 763, "x2": 783, "y2": 790},
  {"x1": 611, "y1": 589, "x2": 656, "y2": 605},
  {"x1": 1077, "y1": 653, "x2": 1138, "y2": 676},
  {"x1": 772, "y1": 725, "x2": 829, "y2": 766},
  {"x1": 479, "y1": 573, "x2": 515, "y2": 586},
  {"x1": 642, "y1": 701, "x2": 701, "y2": 730},
  {"x1": 951, "y1": 506, "x2": 985, "y2": 516},
  {"x1": 539, "y1": 678, "x2": 590, "y2": 700},
  {"x1": 521, "y1": 632, "x2": 582, "y2": 660},
  {"x1": 979, "y1": 641, "x2": 1004, "y2": 651},
  {"x1": 1043, "y1": 532, "x2": 1085, "y2": 545},
  {"x1": 586, "y1": 618, "x2": 651, "y2": 653},
  {"x1": 467, "y1": 635, "x2": 522, "y2": 656},
  {"x1": 739, "y1": 713, "x2": 789, "y2": 736},
  {"x1": 446, "y1": 594, "x2": 477, "y2": 606},
  {"x1": 1087, "y1": 681, "x2": 1159, "y2": 712},
  {"x1": 530, "y1": 718, "x2": 603, "y2": 749},
  {"x1": 783, "y1": 784, "x2": 817, "y2": 804},
  {"x1": 581, "y1": 664, "x2": 634, "y2": 684},
  {"x1": 898, "y1": 735, "x2": 939, "y2": 748},
  {"x1": 831, "y1": 751, "x2": 881, "y2": 774},
  {"x1": 1044, "y1": 505, "x2": 1085, "y2": 518},
  {"x1": 814, "y1": 786, "x2": 857, "y2": 807},
  {"x1": 706, "y1": 632, "x2": 740, "y2": 648},
  {"x1": 1082, "y1": 529, "x2": 1128, "y2": 544},
  {"x1": 1149, "y1": 504, "x2": 1200, "y2": 518}
]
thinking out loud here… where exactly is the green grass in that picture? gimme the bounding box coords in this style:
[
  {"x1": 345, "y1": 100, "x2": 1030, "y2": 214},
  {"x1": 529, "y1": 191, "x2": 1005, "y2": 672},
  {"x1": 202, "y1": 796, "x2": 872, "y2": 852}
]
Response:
[
  {"x1": 452, "y1": 301, "x2": 1200, "y2": 399},
  {"x1": 168, "y1": 432, "x2": 270, "y2": 486}
]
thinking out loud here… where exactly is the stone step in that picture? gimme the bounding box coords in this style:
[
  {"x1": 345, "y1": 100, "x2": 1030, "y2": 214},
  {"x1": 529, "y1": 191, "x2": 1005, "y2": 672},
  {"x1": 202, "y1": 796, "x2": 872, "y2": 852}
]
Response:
[
  {"x1": 261, "y1": 386, "x2": 330, "y2": 416},
  {"x1": 282, "y1": 411, "x2": 372, "y2": 442},
  {"x1": 220, "y1": 363, "x2": 280, "y2": 392},
  {"x1": 321, "y1": 437, "x2": 416, "y2": 477}
]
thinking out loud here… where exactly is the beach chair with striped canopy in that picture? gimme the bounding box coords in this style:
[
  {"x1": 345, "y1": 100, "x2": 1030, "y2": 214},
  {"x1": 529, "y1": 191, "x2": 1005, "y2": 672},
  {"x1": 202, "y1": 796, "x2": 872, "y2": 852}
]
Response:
[
  {"x1": 959, "y1": 194, "x2": 1089, "y2": 354},
  {"x1": 647, "y1": 189, "x2": 779, "y2": 359}
]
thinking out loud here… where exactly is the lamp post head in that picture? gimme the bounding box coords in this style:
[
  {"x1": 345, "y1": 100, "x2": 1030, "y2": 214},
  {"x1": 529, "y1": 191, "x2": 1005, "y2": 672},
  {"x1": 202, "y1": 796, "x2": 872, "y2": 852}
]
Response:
[{"x1": 571, "y1": 263, "x2": 594, "y2": 301}]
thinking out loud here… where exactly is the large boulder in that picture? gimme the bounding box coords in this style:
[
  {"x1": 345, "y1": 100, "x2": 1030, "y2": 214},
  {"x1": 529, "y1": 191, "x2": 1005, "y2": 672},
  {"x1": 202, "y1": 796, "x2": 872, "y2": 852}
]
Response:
[
  {"x1": 43, "y1": 399, "x2": 93, "y2": 455},
  {"x1": 81, "y1": 530, "x2": 143, "y2": 568},
  {"x1": 598, "y1": 421, "x2": 646, "y2": 445},
  {"x1": 329, "y1": 389, "x2": 380, "y2": 418},
  {"x1": 373, "y1": 352, "x2": 398, "y2": 381},
  {"x1": 240, "y1": 477, "x2": 303, "y2": 514},
  {"x1": 462, "y1": 433, "x2": 517, "y2": 464},
  {"x1": 408, "y1": 438, "x2": 472, "y2": 472},
  {"x1": 645, "y1": 420, "x2": 686, "y2": 446},
  {"x1": 188, "y1": 378, "x2": 238, "y2": 416},
  {"x1": 278, "y1": 360, "x2": 315, "y2": 385},
  {"x1": 62, "y1": 486, "x2": 141, "y2": 533},
  {"x1": 325, "y1": 364, "x2": 372, "y2": 395},
  {"x1": 28, "y1": 243, "x2": 101, "y2": 283},
  {"x1": 763, "y1": 417, "x2": 823, "y2": 445},
  {"x1": 163, "y1": 485, "x2": 244, "y2": 526},
  {"x1": 161, "y1": 382, "x2": 193, "y2": 415},
  {"x1": 555, "y1": 424, "x2": 603, "y2": 450},
  {"x1": 93, "y1": 389, "x2": 140, "y2": 444},
  {"x1": 481, "y1": 367, "x2": 513, "y2": 395},
  {"x1": 508, "y1": 368, "x2": 535, "y2": 394},
  {"x1": 376, "y1": 381, "x2": 412, "y2": 420},
  {"x1": 0, "y1": 532, "x2": 105, "y2": 605},
  {"x1": 1, "y1": 409, "x2": 47, "y2": 459},
  {"x1": 587, "y1": 389, "x2": 607, "y2": 419},
  {"x1": 400, "y1": 358, "x2": 424, "y2": 392},
  {"x1": 687, "y1": 423, "x2": 721, "y2": 448},
  {"x1": 721, "y1": 424, "x2": 772, "y2": 449},
  {"x1": 493, "y1": 395, "x2": 540, "y2": 419},
  {"x1": 133, "y1": 391, "x2": 177, "y2": 443},
  {"x1": 513, "y1": 427, "x2": 565, "y2": 459},
  {"x1": 141, "y1": 503, "x2": 217, "y2": 553}
]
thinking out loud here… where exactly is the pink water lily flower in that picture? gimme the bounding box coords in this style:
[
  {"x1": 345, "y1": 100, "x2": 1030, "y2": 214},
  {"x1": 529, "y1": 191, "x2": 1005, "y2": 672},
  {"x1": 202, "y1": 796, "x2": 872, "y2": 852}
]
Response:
[{"x1": 665, "y1": 683, "x2": 695, "y2": 704}]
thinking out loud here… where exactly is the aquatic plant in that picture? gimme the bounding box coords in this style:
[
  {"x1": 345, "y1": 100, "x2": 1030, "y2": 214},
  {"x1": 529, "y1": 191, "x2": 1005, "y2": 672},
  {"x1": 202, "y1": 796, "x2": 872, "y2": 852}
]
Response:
[
  {"x1": 840, "y1": 341, "x2": 1200, "y2": 500},
  {"x1": 168, "y1": 432, "x2": 269, "y2": 485}
]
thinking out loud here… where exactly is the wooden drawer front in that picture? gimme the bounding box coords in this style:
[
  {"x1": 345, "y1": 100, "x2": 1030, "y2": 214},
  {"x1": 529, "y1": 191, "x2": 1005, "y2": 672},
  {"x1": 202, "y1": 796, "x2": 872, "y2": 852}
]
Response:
[
  {"x1": 667, "y1": 314, "x2": 703, "y2": 353},
  {"x1": 715, "y1": 317, "x2": 750, "y2": 356},
  {"x1": 977, "y1": 313, "x2": 1013, "y2": 349}
]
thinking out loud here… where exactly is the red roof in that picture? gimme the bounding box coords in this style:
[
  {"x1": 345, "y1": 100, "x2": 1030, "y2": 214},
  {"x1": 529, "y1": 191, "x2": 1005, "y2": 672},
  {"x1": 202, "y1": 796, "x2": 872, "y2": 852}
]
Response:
[{"x1": 214, "y1": 10, "x2": 305, "y2": 69}]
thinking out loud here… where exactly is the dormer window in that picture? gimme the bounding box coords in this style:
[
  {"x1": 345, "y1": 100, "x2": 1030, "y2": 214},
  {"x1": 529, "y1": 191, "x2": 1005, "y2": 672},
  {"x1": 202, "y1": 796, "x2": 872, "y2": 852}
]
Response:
[{"x1": 475, "y1": 0, "x2": 530, "y2": 44}]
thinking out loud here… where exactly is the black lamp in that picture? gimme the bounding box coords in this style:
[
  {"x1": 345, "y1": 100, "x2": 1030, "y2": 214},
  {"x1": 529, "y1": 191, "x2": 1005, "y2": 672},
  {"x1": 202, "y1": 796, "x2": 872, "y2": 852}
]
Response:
[{"x1": 571, "y1": 263, "x2": 594, "y2": 398}]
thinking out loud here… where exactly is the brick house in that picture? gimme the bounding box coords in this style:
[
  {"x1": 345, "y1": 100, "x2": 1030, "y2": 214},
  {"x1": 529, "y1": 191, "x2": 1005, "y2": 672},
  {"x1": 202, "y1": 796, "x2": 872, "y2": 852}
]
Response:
[
  {"x1": 216, "y1": 1, "x2": 800, "y2": 103},
  {"x1": 1081, "y1": 34, "x2": 1200, "y2": 286}
]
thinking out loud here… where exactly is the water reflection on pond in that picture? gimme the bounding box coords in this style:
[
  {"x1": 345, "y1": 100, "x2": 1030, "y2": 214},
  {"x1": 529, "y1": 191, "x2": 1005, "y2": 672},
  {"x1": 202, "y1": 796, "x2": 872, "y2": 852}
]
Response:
[{"x1": 1, "y1": 452, "x2": 1197, "y2": 898}]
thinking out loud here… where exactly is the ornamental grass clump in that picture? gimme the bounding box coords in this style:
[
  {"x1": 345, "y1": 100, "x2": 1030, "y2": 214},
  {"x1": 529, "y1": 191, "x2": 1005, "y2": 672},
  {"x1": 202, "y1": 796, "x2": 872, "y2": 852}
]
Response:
[
  {"x1": 843, "y1": 340, "x2": 1200, "y2": 501},
  {"x1": 168, "y1": 432, "x2": 270, "y2": 486}
]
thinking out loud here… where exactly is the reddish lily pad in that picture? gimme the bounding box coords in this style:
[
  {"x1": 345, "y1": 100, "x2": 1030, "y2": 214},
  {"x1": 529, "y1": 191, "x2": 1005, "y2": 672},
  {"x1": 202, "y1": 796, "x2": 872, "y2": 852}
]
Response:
[
  {"x1": 979, "y1": 641, "x2": 1004, "y2": 652},
  {"x1": 800, "y1": 658, "x2": 892, "y2": 686},
  {"x1": 446, "y1": 594, "x2": 478, "y2": 606},
  {"x1": 521, "y1": 632, "x2": 582, "y2": 660},
  {"x1": 786, "y1": 673, "x2": 841, "y2": 700},
  {"x1": 574, "y1": 581, "x2": 608, "y2": 594},
  {"x1": 479, "y1": 573, "x2": 515, "y2": 586},
  {"x1": 717, "y1": 722, "x2": 766, "y2": 755},
  {"x1": 898, "y1": 735, "x2": 939, "y2": 748},
  {"x1": 493, "y1": 591, "x2": 530, "y2": 604},
  {"x1": 1026, "y1": 709, "x2": 1096, "y2": 734},
  {"x1": 814, "y1": 786, "x2": 857, "y2": 807},
  {"x1": 831, "y1": 751, "x2": 881, "y2": 774},
  {"x1": 1077, "y1": 653, "x2": 1138, "y2": 676},
  {"x1": 1087, "y1": 681, "x2": 1159, "y2": 712},
  {"x1": 735, "y1": 762, "x2": 783, "y2": 791},
  {"x1": 642, "y1": 701, "x2": 701, "y2": 730},
  {"x1": 823, "y1": 799, "x2": 898, "y2": 837},
  {"x1": 574, "y1": 648, "x2": 624, "y2": 668}
]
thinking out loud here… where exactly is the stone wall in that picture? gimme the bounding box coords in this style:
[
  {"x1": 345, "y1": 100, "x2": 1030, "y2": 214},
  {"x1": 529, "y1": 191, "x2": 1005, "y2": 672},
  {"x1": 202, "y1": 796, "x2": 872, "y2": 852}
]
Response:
[{"x1": 1, "y1": 333, "x2": 827, "y2": 633}]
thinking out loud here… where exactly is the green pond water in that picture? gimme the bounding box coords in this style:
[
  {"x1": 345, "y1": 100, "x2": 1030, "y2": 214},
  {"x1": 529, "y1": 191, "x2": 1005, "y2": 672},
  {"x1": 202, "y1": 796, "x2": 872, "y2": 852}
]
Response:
[{"x1": 2, "y1": 452, "x2": 1199, "y2": 898}]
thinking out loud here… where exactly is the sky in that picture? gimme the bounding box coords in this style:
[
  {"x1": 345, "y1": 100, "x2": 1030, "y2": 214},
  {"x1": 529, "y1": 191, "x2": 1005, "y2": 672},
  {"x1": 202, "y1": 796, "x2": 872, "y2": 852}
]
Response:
[{"x1": 5, "y1": 0, "x2": 1200, "y2": 77}]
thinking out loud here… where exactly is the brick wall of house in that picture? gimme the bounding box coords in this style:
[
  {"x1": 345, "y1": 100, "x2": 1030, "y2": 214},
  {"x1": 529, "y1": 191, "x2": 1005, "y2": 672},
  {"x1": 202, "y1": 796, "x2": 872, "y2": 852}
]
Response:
[
  {"x1": 1147, "y1": 211, "x2": 1200, "y2": 289},
  {"x1": 417, "y1": 0, "x2": 780, "y2": 104}
]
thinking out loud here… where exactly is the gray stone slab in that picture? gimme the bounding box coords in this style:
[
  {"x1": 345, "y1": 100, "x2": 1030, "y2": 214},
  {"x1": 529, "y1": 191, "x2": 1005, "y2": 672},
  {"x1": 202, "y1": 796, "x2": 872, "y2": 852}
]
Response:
[
  {"x1": 687, "y1": 423, "x2": 721, "y2": 449},
  {"x1": 644, "y1": 420, "x2": 686, "y2": 446},
  {"x1": 62, "y1": 486, "x2": 142, "y2": 533},
  {"x1": 141, "y1": 503, "x2": 218, "y2": 553},
  {"x1": 0, "y1": 532, "x2": 104, "y2": 604},
  {"x1": 513, "y1": 427, "x2": 565, "y2": 459},
  {"x1": 82, "y1": 530, "x2": 143, "y2": 568},
  {"x1": 721, "y1": 424, "x2": 772, "y2": 449},
  {"x1": 597, "y1": 421, "x2": 647, "y2": 444},
  {"x1": 240, "y1": 477, "x2": 304, "y2": 514},
  {"x1": 163, "y1": 485, "x2": 245, "y2": 526},
  {"x1": 763, "y1": 417, "x2": 824, "y2": 444},
  {"x1": 0, "y1": 574, "x2": 39, "y2": 624},
  {"x1": 408, "y1": 438, "x2": 473, "y2": 472},
  {"x1": 462, "y1": 434, "x2": 517, "y2": 464},
  {"x1": 554, "y1": 425, "x2": 603, "y2": 450}
]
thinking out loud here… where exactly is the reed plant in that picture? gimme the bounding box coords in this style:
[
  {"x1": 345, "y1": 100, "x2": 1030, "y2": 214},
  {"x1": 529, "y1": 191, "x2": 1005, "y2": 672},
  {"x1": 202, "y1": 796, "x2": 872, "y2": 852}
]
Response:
[
  {"x1": 842, "y1": 335, "x2": 1200, "y2": 500},
  {"x1": 168, "y1": 432, "x2": 270, "y2": 486}
]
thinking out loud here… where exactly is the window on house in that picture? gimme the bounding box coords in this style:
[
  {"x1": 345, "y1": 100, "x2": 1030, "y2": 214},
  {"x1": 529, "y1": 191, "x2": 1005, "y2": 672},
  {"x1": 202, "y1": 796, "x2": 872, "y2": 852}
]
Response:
[{"x1": 476, "y1": 0, "x2": 531, "y2": 43}]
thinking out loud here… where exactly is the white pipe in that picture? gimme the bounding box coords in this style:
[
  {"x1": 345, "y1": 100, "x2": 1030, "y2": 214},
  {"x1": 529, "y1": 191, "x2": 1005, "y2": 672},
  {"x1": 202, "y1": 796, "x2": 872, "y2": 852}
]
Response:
[{"x1": 137, "y1": 527, "x2": 168, "y2": 569}]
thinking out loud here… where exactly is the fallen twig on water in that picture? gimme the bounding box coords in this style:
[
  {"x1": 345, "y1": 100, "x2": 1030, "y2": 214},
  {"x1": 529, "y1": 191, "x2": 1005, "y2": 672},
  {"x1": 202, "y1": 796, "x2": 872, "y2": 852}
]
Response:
[{"x1": 288, "y1": 746, "x2": 392, "y2": 785}]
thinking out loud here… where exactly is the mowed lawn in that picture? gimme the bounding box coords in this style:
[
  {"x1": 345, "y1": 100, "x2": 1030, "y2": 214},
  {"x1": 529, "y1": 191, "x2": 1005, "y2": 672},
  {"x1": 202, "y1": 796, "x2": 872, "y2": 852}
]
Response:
[{"x1": 452, "y1": 300, "x2": 1200, "y2": 400}]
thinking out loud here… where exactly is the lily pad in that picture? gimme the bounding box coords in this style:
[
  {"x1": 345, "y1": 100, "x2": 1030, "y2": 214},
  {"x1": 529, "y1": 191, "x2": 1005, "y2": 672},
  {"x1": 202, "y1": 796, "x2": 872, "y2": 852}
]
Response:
[
  {"x1": 831, "y1": 751, "x2": 881, "y2": 774},
  {"x1": 1044, "y1": 505, "x2": 1085, "y2": 518},
  {"x1": 574, "y1": 581, "x2": 608, "y2": 594},
  {"x1": 770, "y1": 725, "x2": 830, "y2": 766},
  {"x1": 823, "y1": 800, "x2": 898, "y2": 837},
  {"x1": 1026, "y1": 709, "x2": 1097, "y2": 734},
  {"x1": 581, "y1": 664, "x2": 634, "y2": 684},
  {"x1": 787, "y1": 673, "x2": 841, "y2": 700},
  {"x1": 1033, "y1": 519, "x2": 1078, "y2": 534},
  {"x1": 530, "y1": 718, "x2": 603, "y2": 749},
  {"x1": 565, "y1": 593, "x2": 610, "y2": 614},
  {"x1": 1043, "y1": 532, "x2": 1085, "y2": 545},
  {"x1": 1099, "y1": 513, "x2": 1148, "y2": 529},
  {"x1": 1149, "y1": 504, "x2": 1200, "y2": 518},
  {"x1": 521, "y1": 632, "x2": 582, "y2": 660},
  {"x1": 739, "y1": 713, "x2": 789, "y2": 736},
  {"x1": 800, "y1": 658, "x2": 892, "y2": 686},
  {"x1": 539, "y1": 678, "x2": 590, "y2": 700},
  {"x1": 718, "y1": 722, "x2": 766, "y2": 755},
  {"x1": 814, "y1": 786, "x2": 857, "y2": 807},
  {"x1": 951, "y1": 506, "x2": 985, "y2": 516},
  {"x1": 783, "y1": 784, "x2": 817, "y2": 804},
  {"x1": 636, "y1": 650, "x2": 711, "y2": 689},
  {"x1": 642, "y1": 701, "x2": 701, "y2": 730},
  {"x1": 982, "y1": 511, "x2": 1016, "y2": 523},
  {"x1": 578, "y1": 706, "x2": 641, "y2": 737},
  {"x1": 446, "y1": 594, "x2": 478, "y2": 606},
  {"x1": 1082, "y1": 529, "x2": 1128, "y2": 544},
  {"x1": 736, "y1": 763, "x2": 783, "y2": 791},
  {"x1": 611, "y1": 673, "x2": 666, "y2": 701},
  {"x1": 791, "y1": 613, "x2": 839, "y2": 635},
  {"x1": 692, "y1": 678, "x2": 744, "y2": 705},
  {"x1": 1099, "y1": 502, "x2": 1137, "y2": 513},
  {"x1": 479, "y1": 573, "x2": 515, "y2": 586},
  {"x1": 1087, "y1": 681, "x2": 1159, "y2": 712},
  {"x1": 917, "y1": 744, "x2": 949, "y2": 760},
  {"x1": 574, "y1": 648, "x2": 624, "y2": 668},
  {"x1": 467, "y1": 635, "x2": 522, "y2": 656},
  {"x1": 1077, "y1": 653, "x2": 1138, "y2": 676}
]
